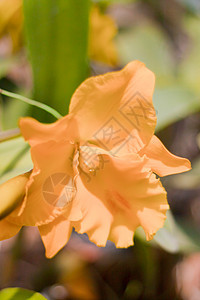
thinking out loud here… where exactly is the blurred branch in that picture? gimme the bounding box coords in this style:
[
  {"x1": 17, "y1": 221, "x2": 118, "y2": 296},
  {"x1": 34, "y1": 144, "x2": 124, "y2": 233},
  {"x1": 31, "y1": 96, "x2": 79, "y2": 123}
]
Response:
[{"x1": 0, "y1": 128, "x2": 21, "y2": 142}]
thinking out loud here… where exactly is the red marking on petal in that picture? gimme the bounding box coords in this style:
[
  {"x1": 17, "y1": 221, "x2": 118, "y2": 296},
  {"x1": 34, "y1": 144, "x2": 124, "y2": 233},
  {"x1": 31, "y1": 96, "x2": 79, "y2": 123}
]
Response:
[{"x1": 106, "y1": 190, "x2": 131, "y2": 213}]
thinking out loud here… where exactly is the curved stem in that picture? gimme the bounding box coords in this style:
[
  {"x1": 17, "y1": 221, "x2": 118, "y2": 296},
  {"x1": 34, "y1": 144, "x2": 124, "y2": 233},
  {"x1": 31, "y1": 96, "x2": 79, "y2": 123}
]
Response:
[{"x1": 0, "y1": 89, "x2": 63, "y2": 120}]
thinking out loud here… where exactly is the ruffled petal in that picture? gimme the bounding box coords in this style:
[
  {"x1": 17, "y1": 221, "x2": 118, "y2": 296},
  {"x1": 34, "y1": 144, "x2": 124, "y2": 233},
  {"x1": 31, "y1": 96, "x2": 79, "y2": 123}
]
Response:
[
  {"x1": 139, "y1": 135, "x2": 191, "y2": 177},
  {"x1": 73, "y1": 176, "x2": 113, "y2": 246},
  {"x1": 69, "y1": 61, "x2": 156, "y2": 153},
  {"x1": 108, "y1": 215, "x2": 135, "y2": 248},
  {"x1": 137, "y1": 206, "x2": 167, "y2": 241},
  {"x1": 19, "y1": 116, "x2": 70, "y2": 147},
  {"x1": 0, "y1": 218, "x2": 21, "y2": 240},
  {"x1": 9, "y1": 140, "x2": 81, "y2": 226},
  {"x1": 74, "y1": 146, "x2": 168, "y2": 246},
  {"x1": 38, "y1": 215, "x2": 73, "y2": 258}
]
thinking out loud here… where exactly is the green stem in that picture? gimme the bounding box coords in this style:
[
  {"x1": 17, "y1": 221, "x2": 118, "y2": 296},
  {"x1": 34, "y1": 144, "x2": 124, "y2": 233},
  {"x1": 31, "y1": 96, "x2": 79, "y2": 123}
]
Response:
[{"x1": 0, "y1": 89, "x2": 63, "y2": 120}]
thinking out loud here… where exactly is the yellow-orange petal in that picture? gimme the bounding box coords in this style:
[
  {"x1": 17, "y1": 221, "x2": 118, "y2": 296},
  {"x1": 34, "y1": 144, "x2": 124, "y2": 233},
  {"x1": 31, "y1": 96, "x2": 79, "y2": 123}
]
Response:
[
  {"x1": 139, "y1": 135, "x2": 191, "y2": 177},
  {"x1": 19, "y1": 116, "x2": 70, "y2": 147},
  {"x1": 74, "y1": 146, "x2": 168, "y2": 247},
  {"x1": 62, "y1": 198, "x2": 83, "y2": 222},
  {"x1": 9, "y1": 140, "x2": 81, "y2": 227},
  {"x1": 69, "y1": 60, "x2": 156, "y2": 153},
  {"x1": 38, "y1": 215, "x2": 73, "y2": 258},
  {"x1": 137, "y1": 206, "x2": 167, "y2": 241},
  {"x1": 0, "y1": 171, "x2": 30, "y2": 220},
  {"x1": 0, "y1": 218, "x2": 21, "y2": 240},
  {"x1": 108, "y1": 215, "x2": 135, "y2": 248},
  {"x1": 73, "y1": 176, "x2": 113, "y2": 246}
]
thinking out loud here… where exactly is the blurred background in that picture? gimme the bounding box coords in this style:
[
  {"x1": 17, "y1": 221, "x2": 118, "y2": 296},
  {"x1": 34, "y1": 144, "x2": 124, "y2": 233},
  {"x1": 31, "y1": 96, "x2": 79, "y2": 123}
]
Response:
[{"x1": 0, "y1": 0, "x2": 200, "y2": 299}]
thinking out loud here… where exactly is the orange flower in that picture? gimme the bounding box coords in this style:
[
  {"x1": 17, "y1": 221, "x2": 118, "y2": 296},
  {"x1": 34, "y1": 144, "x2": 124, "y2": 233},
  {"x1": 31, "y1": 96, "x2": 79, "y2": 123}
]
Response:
[
  {"x1": 0, "y1": 0, "x2": 23, "y2": 52},
  {"x1": 0, "y1": 61, "x2": 191, "y2": 258},
  {"x1": 89, "y1": 5, "x2": 118, "y2": 66}
]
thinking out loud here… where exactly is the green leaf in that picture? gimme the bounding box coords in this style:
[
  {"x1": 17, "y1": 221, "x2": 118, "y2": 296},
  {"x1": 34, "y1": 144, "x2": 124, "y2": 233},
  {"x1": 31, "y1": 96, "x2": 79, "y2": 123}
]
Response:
[
  {"x1": 154, "y1": 86, "x2": 200, "y2": 132},
  {"x1": 178, "y1": 17, "x2": 200, "y2": 94},
  {"x1": 136, "y1": 211, "x2": 200, "y2": 254},
  {"x1": 0, "y1": 57, "x2": 18, "y2": 79},
  {"x1": 153, "y1": 211, "x2": 184, "y2": 253},
  {"x1": 116, "y1": 25, "x2": 175, "y2": 86},
  {"x1": 23, "y1": 0, "x2": 90, "y2": 122},
  {"x1": 0, "y1": 288, "x2": 46, "y2": 300},
  {"x1": 0, "y1": 137, "x2": 32, "y2": 184},
  {"x1": 153, "y1": 227, "x2": 179, "y2": 253},
  {"x1": 2, "y1": 97, "x2": 28, "y2": 130},
  {"x1": 177, "y1": 0, "x2": 200, "y2": 13},
  {"x1": 155, "y1": 211, "x2": 200, "y2": 254},
  {"x1": 170, "y1": 156, "x2": 200, "y2": 189}
]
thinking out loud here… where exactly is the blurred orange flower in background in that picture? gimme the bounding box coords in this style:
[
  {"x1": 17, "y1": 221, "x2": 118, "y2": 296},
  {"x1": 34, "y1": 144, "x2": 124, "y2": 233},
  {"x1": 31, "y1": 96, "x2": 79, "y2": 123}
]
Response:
[
  {"x1": 89, "y1": 5, "x2": 118, "y2": 66},
  {"x1": 0, "y1": 0, "x2": 23, "y2": 52},
  {"x1": 0, "y1": 61, "x2": 191, "y2": 258}
]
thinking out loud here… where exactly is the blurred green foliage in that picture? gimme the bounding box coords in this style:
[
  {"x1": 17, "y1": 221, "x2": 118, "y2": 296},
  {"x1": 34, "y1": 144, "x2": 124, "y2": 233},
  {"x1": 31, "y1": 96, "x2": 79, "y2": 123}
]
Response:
[
  {"x1": 0, "y1": 288, "x2": 46, "y2": 300},
  {"x1": 0, "y1": 137, "x2": 32, "y2": 184},
  {"x1": 23, "y1": 0, "x2": 90, "y2": 122}
]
